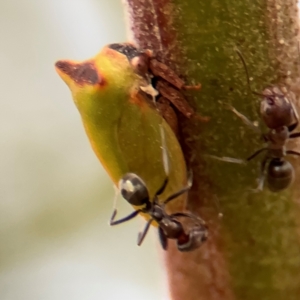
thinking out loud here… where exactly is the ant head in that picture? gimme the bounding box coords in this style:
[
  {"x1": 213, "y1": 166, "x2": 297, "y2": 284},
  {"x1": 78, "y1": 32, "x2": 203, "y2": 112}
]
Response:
[
  {"x1": 235, "y1": 49, "x2": 297, "y2": 130},
  {"x1": 267, "y1": 159, "x2": 294, "y2": 192},
  {"x1": 118, "y1": 173, "x2": 150, "y2": 206},
  {"x1": 176, "y1": 224, "x2": 208, "y2": 252},
  {"x1": 260, "y1": 86, "x2": 296, "y2": 129}
]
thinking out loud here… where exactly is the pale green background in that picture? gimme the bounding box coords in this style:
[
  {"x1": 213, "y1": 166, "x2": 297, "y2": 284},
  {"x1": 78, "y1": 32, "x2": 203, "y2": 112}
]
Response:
[{"x1": 0, "y1": 1, "x2": 165, "y2": 299}]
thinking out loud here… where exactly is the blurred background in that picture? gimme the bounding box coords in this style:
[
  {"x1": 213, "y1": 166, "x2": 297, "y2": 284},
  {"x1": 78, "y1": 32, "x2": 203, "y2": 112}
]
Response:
[{"x1": 0, "y1": 1, "x2": 165, "y2": 299}]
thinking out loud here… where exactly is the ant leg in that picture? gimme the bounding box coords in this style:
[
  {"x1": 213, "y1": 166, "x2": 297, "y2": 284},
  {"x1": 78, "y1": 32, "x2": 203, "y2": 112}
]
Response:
[
  {"x1": 137, "y1": 219, "x2": 153, "y2": 246},
  {"x1": 109, "y1": 187, "x2": 141, "y2": 226},
  {"x1": 286, "y1": 150, "x2": 300, "y2": 157},
  {"x1": 206, "y1": 154, "x2": 245, "y2": 164},
  {"x1": 247, "y1": 148, "x2": 268, "y2": 161},
  {"x1": 226, "y1": 104, "x2": 261, "y2": 134},
  {"x1": 158, "y1": 226, "x2": 168, "y2": 250},
  {"x1": 252, "y1": 156, "x2": 268, "y2": 192},
  {"x1": 288, "y1": 123, "x2": 299, "y2": 133},
  {"x1": 110, "y1": 209, "x2": 140, "y2": 226},
  {"x1": 163, "y1": 171, "x2": 193, "y2": 205},
  {"x1": 155, "y1": 178, "x2": 168, "y2": 197},
  {"x1": 288, "y1": 102, "x2": 299, "y2": 132},
  {"x1": 207, "y1": 148, "x2": 268, "y2": 165},
  {"x1": 289, "y1": 132, "x2": 300, "y2": 139},
  {"x1": 171, "y1": 212, "x2": 206, "y2": 226}
]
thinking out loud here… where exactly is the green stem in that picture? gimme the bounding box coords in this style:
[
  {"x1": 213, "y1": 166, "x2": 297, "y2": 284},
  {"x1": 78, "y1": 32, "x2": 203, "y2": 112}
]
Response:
[{"x1": 124, "y1": 0, "x2": 300, "y2": 299}]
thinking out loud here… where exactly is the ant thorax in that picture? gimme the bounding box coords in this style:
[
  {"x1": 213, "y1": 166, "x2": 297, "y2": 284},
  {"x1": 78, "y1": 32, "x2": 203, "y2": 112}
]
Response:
[
  {"x1": 151, "y1": 205, "x2": 165, "y2": 221},
  {"x1": 260, "y1": 86, "x2": 297, "y2": 129},
  {"x1": 266, "y1": 127, "x2": 289, "y2": 150}
]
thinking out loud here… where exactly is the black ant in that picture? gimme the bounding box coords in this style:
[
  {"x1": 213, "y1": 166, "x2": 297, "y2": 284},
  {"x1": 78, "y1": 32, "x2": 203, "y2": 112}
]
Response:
[
  {"x1": 109, "y1": 126, "x2": 208, "y2": 251},
  {"x1": 211, "y1": 49, "x2": 300, "y2": 192}
]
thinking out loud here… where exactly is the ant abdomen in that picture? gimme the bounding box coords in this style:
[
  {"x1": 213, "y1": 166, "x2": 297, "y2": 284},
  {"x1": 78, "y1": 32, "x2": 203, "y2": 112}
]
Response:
[
  {"x1": 260, "y1": 86, "x2": 296, "y2": 129},
  {"x1": 267, "y1": 159, "x2": 294, "y2": 192}
]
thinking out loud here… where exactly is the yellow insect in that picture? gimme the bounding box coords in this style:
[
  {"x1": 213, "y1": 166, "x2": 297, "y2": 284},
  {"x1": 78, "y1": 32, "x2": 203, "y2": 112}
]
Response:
[{"x1": 55, "y1": 43, "x2": 207, "y2": 250}]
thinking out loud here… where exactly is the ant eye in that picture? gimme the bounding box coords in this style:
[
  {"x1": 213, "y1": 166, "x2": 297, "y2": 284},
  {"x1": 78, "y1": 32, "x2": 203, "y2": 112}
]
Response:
[{"x1": 118, "y1": 173, "x2": 149, "y2": 206}]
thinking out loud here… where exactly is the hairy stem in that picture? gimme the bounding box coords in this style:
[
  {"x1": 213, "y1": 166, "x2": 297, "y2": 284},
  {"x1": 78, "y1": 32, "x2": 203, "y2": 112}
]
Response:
[{"x1": 123, "y1": 0, "x2": 300, "y2": 299}]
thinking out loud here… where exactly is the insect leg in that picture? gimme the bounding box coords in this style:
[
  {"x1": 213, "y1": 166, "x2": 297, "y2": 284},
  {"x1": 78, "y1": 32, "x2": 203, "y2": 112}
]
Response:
[
  {"x1": 252, "y1": 156, "x2": 268, "y2": 192},
  {"x1": 286, "y1": 150, "x2": 300, "y2": 157},
  {"x1": 206, "y1": 154, "x2": 246, "y2": 164},
  {"x1": 289, "y1": 132, "x2": 300, "y2": 139},
  {"x1": 149, "y1": 58, "x2": 185, "y2": 90},
  {"x1": 109, "y1": 209, "x2": 140, "y2": 226},
  {"x1": 158, "y1": 226, "x2": 168, "y2": 250},
  {"x1": 247, "y1": 148, "x2": 268, "y2": 161},
  {"x1": 226, "y1": 104, "x2": 261, "y2": 134},
  {"x1": 163, "y1": 171, "x2": 193, "y2": 205},
  {"x1": 155, "y1": 178, "x2": 168, "y2": 198},
  {"x1": 170, "y1": 212, "x2": 206, "y2": 225},
  {"x1": 137, "y1": 219, "x2": 153, "y2": 246},
  {"x1": 288, "y1": 102, "x2": 299, "y2": 132},
  {"x1": 156, "y1": 80, "x2": 194, "y2": 118}
]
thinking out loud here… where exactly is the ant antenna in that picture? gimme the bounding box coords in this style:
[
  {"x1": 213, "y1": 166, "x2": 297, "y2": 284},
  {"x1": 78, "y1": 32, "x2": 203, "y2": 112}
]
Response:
[
  {"x1": 235, "y1": 48, "x2": 251, "y2": 92},
  {"x1": 235, "y1": 48, "x2": 265, "y2": 98}
]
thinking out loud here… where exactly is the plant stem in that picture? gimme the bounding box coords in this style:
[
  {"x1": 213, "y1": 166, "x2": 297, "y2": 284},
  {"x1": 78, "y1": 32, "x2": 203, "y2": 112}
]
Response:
[{"x1": 123, "y1": 0, "x2": 300, "y2": 299}]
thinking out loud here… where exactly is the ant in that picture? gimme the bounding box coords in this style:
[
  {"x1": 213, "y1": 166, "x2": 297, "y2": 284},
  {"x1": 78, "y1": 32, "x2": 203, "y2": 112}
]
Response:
[
  {"x1": 211, "y1": 49, "x2": 300, "y2": 192},
  {"x1": 109, "y1": 126, "x2": 208, "y2": 251}
]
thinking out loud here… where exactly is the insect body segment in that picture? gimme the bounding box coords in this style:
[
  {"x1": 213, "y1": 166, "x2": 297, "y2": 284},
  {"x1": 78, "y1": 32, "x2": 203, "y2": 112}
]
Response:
[{"x1": 110, "y1": 172, "x2": 207, "y2": 252}]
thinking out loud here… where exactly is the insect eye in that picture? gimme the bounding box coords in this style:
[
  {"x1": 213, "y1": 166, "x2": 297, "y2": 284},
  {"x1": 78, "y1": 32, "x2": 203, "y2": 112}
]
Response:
[
  {"x1": 118, "y1": 173, "x2": 149, "y2": 206},
  {"x1": 130, "y1": 54, "x2": 150, "y2": 76}
]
